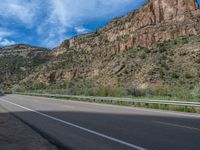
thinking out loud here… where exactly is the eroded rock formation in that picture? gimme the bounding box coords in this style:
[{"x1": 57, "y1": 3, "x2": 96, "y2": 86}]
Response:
[{"x1": 52, "y1": 0, "x2": 200, "y2": 57}]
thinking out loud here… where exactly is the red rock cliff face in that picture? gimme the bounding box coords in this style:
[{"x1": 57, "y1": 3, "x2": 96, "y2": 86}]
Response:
[
  {"x1": 148, "y1": 0, "x2": 198, "y2": 22},
  {"x1": 52, "y1": 0, "x2": 200, "y2": 57},
  {"x1": 146, "y1": 0, "x2": 198, "y2": 23}
]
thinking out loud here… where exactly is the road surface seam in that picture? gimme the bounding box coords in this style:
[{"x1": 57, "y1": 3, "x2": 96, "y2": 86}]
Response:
[
  {"x1": 154, "y1": 121, "x2": 200, "y2": 132},
  {"x1": 0, "y1": 98, "x2": 147, "y2": 150}
]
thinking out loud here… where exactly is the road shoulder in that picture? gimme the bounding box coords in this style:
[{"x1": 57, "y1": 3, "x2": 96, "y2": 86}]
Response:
[{"x1": 0, "y1": 105, "x2": 58, "y2": 150}]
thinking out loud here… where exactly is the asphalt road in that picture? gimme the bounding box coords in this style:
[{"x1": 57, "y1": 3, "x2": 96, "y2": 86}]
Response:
[{"x1": 0, "y1": 94, "x2": 200, "y2": 150}]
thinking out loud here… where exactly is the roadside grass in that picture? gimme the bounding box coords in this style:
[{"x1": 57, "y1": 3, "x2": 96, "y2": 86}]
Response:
[
  {"x1": 11, "y1": 84, "x2": 200, "y2": 102},
  {"x1": 16, "y1": 87, "x2": 200, "y2": 102},
  {"x1": 19, "y1": 93, "x2": 200, "y2": 114}
]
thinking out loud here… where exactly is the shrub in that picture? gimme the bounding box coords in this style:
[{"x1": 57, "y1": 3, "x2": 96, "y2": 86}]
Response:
[
  {"x1": 171, "y1": 72, "x2": 180, "y2": 79},
  {"x1": 195, "y1": 59, "x2": 200, "y2": 64},
  {"x1": 96, "y1": 86, "x2": 123, "y2": 97},
  {"x1": 184, "y1": 73, "x2": 193, "y2": 79},
  {"x1": 191, "y1": 85, "x2": 200, "y2": 98},
  {"x1": 125, "y1": 87, "x2": 144, "y2": 97},
  {"x1": 11, "y1": 85, "x2": 26, "y2": 93},
  {"x1": 139, "y1": 51, "x2": 146, "y2": 59}
]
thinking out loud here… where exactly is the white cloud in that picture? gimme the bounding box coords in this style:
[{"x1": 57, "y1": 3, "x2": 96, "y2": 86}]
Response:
[
  {"x1": 0, "y1": 30, "x2": 13, "y2": 37},
  {"x1": 0, "y1": 37, "x2": 15, "y2": 46},
  {"x1": 47, "y1": 0, "x2": 138, "y2": 28},
  {"x1": 0, "y1": 0, "x2": 144, "y2": 47},
  {"x1": 0, "y1": 27, "x2": 15, "y2": 36},
  {"x1": 49, "y1": 0, "x2": 137, "y2": 23},
  {"x1": 37, "y1": 0, "x2": 140, "y2": 47},
  {"x1": 0, "y1": 0, "x2": 42, "y2": 26},
  {"x1": 75, "y1": 26, "x2": 90, "y2": 34},
  {"x1": 0, "y1": 28, "x2": 15, "y2": 46}
]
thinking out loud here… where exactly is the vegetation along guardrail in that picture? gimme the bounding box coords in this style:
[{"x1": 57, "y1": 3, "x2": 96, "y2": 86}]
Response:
[{"x1": 19, "y1": 93, "x2": 200, "y2": 107}]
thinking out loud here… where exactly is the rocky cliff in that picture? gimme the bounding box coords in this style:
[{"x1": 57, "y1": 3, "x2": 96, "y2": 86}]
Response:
[{"x1": 52, "y1": 0, "x2": 200, "y2": 57}]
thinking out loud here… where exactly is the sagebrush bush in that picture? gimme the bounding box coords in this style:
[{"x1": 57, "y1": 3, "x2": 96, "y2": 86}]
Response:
[{"x1": 191, "y1": 85, "x2": 200, "y2": 98}]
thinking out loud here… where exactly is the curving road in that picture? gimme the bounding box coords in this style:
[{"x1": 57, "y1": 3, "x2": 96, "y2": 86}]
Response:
[{"x1": 0, "y1": 94, "x2": 200, "y2": 150}]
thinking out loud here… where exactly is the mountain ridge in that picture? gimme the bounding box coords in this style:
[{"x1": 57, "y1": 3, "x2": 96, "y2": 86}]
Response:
[
  {"x1": 0, "y1": 44, "x2": 51, "y2": 89},
  {"x1": 0, "y1": 44, "x2": 50, "y2": 58},
  {"x1": 1, "y1": 0, "x2": 200, "y2": 99}
]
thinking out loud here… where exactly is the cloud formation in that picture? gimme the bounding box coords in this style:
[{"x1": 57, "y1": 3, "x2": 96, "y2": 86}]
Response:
[
  {"x1": 0, "y1": 0, "x2": 41, "y2": 26},
  {"x1": 0, "y1": 37, "x2": 15, "y2": 46},
  {"x1": 0, "y1": 28, "x2": 14, "y2": 37},
  {"x1": 0, "y1": 0, "x2": 146, "y2": 48},
  {"x1": 0, "y1": 28, "x2": 15, "y2": 46}
]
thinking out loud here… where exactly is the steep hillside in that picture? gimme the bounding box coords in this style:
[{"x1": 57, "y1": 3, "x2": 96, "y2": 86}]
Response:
[
  {"x1": 15, "y1": 0, "x2": 200, "y2": 98},
  {"x1": 0, "y1": 44, "x2": 50, "y2": 89},
  {"x1": 22, "y1": 35, "x2": 200, "y2": 98}
]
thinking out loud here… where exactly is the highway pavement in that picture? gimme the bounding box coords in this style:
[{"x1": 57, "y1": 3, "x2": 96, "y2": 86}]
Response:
[{"x1": 0, "y1": 94, "x2": 200, "y2": 150}]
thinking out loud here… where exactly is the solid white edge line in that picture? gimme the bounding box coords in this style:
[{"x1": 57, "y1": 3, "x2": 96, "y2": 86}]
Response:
[{"x1": 0, "y1": 98, "x2": 147, "y2": 150}]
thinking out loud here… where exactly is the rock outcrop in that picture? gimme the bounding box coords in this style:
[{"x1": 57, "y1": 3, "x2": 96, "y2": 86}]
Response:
[{"x1": 52, "y1": 0, "x2": 200, "y2": 57}]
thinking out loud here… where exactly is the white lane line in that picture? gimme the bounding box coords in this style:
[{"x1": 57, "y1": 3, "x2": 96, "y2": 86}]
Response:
[{"x1": 0, "y1": 98, "x2": 147, "y2": 150}]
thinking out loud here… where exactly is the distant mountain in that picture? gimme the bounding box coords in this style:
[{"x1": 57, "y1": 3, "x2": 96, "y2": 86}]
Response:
[
  {"x1": 0, "y1": 44, "x2": 49, "y2": 58},
  {"x1": 2, "y1": 0, "x2": 200, "y2": 98},
  {"x1": 0, "y1": 44, "x2": 51, "y2": 89}
]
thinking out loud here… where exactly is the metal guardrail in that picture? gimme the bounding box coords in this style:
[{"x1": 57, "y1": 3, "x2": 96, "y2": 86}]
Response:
[{"x1": 20, "y1": 93, "x2": 200, "y2": 107}]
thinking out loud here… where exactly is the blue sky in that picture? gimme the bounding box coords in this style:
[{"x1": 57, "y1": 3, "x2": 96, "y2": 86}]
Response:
[{"x1": 0, "y1": 0, "x2": 199, "y2": 48}]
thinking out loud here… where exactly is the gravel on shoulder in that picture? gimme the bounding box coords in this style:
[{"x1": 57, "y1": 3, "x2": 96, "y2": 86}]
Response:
[{"x1": 0, "y1": 105, "x2": 58, "y2": 150}]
